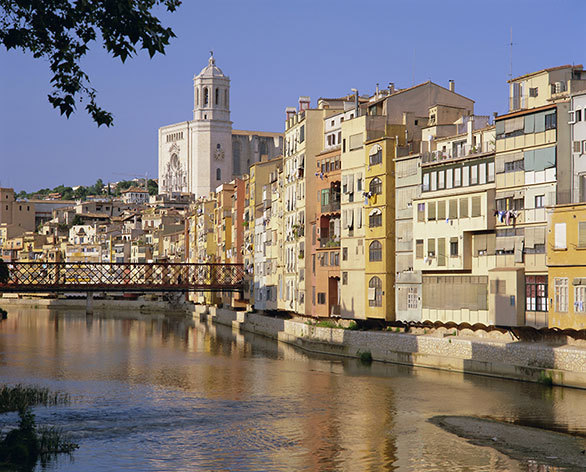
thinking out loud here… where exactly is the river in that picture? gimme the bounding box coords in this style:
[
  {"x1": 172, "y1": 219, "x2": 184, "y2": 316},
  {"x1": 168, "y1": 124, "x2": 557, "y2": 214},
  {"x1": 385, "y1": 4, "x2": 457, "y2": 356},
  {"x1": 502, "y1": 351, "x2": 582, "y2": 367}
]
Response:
[{"x1": 0, "y1": 307, "x2": 585, "y2": 471}]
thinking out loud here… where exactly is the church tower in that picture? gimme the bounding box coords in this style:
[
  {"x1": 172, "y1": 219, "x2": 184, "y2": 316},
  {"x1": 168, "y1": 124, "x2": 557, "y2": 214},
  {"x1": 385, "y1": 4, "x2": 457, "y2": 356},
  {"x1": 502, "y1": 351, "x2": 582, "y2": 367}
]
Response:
[{"x1": 190, "y1": 52, "x2": 233, "y2": 196}]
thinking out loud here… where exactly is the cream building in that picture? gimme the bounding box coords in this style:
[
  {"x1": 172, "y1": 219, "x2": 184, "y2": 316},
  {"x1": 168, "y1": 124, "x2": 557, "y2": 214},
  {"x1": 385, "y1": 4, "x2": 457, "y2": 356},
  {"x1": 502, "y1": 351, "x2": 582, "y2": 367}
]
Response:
[{"x1": 158, "y1": 53, "x2": 282, "y2": 198}]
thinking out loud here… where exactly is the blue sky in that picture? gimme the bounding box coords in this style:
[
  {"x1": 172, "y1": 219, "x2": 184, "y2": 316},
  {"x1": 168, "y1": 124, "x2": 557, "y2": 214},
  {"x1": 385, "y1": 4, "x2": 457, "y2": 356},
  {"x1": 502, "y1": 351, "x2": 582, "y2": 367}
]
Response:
[{"x1": 1, "y1": 0, "x2": 585, "y2": 192}]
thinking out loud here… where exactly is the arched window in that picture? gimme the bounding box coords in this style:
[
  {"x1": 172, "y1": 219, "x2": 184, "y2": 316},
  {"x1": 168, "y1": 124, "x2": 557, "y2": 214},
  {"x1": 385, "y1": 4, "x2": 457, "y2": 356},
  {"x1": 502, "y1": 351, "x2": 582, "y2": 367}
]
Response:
[
  {"x1": 369, "y1": 240, "x2": 382, "y2": 261},
  {"x1": 369, "y1": 144, "x2": 382, "y2": 165},
  {"x1": 368, "y1": 276, "x2": 383, "y2": 307},
  {"x1": 215, "y1": 88, "x2": 219, "y2": 105},
  {"x1": 196, "y1": 88, "x2": 199, "y2": 106},
  {"x1": 216, "y1": 168, "x2": 221, "y2": 181},
  {"x1": 203, "y1": 87, "x2": 209, "y2": 106},
  {"x1": 369, "y1": 208, "x2": 382, "y2": 227},
  {"x1": 369, "y1": 177, "x2": 382, "y2": 195}
]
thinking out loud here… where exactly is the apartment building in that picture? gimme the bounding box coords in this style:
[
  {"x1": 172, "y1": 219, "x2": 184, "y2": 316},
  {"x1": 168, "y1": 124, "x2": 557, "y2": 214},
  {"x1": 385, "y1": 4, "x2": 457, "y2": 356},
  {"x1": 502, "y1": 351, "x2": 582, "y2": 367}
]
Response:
[
  {"x1": 311, "y1": 147, "x2": 341, "y2": 317},
  {"x1": 491, "y1": 65, "x2": 586, "y2": 327},
  {"x1": 546, "y1": 203, "x2": 586, "y2": 329},
  {"x1": 412, "y1": 120, "x2": 496, "y2": 324},
  {"x1": 569, "y1": 90, "x2": 586, "y2": 201}
]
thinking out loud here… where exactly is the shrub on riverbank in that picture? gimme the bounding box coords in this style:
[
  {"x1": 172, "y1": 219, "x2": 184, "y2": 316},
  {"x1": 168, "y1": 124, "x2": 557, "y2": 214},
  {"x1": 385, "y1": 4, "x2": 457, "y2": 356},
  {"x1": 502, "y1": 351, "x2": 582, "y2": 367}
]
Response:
[{"x1": 0, "y1": 385, "x2": 78, "y2": 470}]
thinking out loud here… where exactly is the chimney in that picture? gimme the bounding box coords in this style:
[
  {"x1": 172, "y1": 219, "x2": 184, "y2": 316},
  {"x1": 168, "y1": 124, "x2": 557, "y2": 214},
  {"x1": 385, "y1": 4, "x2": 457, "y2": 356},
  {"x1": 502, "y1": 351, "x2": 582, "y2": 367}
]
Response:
[
  {"x1": 298, "y1": 96, "x2": 310, "y2": 111},
  {"x1": 388, "y1": 82, "x2": 395, "y2": 94},
  {"x1": 375, "y1": 83, "x2": 380, "y2": 96},
  {"x1": 449, "y1": 80, "x2": 455, "y2": 92},
  {"x1": 286, "y1": 107, "x2": 296, "y2": 121}
]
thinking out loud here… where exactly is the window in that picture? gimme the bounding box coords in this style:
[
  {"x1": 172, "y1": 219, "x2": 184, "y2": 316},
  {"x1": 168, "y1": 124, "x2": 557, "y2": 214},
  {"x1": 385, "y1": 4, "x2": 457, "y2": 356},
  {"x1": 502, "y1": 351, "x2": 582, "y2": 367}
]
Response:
[
  {"x1": 438, "y1": 170, "x2": 445, "y2": 189},
  {"x1": 317, "y1": 293, "x2": 326, "y2": 304},
  {"x1": 471, "y1": 196, "x2": 482, "y2": 217},
  {"x1": 215, "y1": 88, "x2": 219, "y2": 105},
  {"x1": 446, "y1": 237, "x2": 458, "y2": 257},
  {"x1": 216, "y1": 168, "x2": 221, "y2": 181},
  {"x1": 422, "y1": 173, "x2": 430, "y2": 192},
  {"x1": 459, "y1": 197, "x2": 468, "y2": 218},
  {"x1": 576, "y1": 109, "x2": 582, "y2": 122},
  {"x1": 488, "y1": 162, "x2": 495, "y2": 182},
  {"x1": 554, "y1": 223, "x2": 566, "y2": 249},
  {"x1": 526, "y1": 275, "x2": 548, "y2": 312},
  {"x1": 579, "y1": 222, "x2": 586, "y2": 248},
  {"x1": 454, "y1": 167, "x2": 462, "y2": 187},
  {"x1": 356, "y1": 173, "x2": 363, "y2": 192},
  {"x1": 369, "y1": 209, "x2": 382, "y2": 227},
  {"x1": 449, "y1": 199, "x2": 458, "y2": 219},
  {"x1": 535, "y1": 195, "x2": 544, "y2": 208},
  {"x1": 462, "y1": 166, "x2": 470, "y2": 186},
  {"x1": 417, "y1": 203, "x2": 425, "y2": 222},
  {"x1": 369, "y1": 177, "x2": 382, "y2": 195},
  {"x1": 369, "y1": 240, "x2": 382, "y2": 261},
  {"x1": 321, "y1": 189, "x2": 330, "y2": 206},
  {"x1": 342, "y1": 247, "x2": 348, "y2": 260},
  {"x1": 529, "y1": 87, "x2": 538, "y2": 97},
  {"x1": 431, "y1": 171, "x2": 437, "y2": 191},
  {"x1": 369, "y1": 144, "x2": 382, "y2": 165},
  {"x1": 479, "y1": 162, "x2": 487, "y2": 184},
  {"x1": 427, "y1": 238, "x2": 436, "y2": 257},
  {"x1": 575, "y1": 286, "x2": 586, "y2": 312},
  {"x1": 342, "y1": 272, "x2": 348, "y2": 285},
  {"x1": 470, "y1": 165, "x2": 478, "y2": 185},
  {"x1": 545, "y1": 111, "x2": 557, "y2": 130},
  {"x1": 437, "y1": 200, "x2": 446, "y2": 220},
  {"x1": 427, "y1": 201, "x2": 436, "y2": 221},
  {"x1": 446, "y1": 168, "x2": 453, "y2": 189},
  {"x1": 415, "y1": 239, "x2": 424, "y2": 259},
  {"x1": 555, "y1": 278, "x2": 569, "y2": 312},
  {"x1": 203, "y1": 87, "x2": 209, "y2": 106},
  {"x1": 505, "y1": 160, "x2": 524, "y2": 173},
  {"x1": 368, "y1": 276, "x2": 383, "y2": 307},
  {"x1": 407, "y1": 287, "x2": 418, "y2": 309}
]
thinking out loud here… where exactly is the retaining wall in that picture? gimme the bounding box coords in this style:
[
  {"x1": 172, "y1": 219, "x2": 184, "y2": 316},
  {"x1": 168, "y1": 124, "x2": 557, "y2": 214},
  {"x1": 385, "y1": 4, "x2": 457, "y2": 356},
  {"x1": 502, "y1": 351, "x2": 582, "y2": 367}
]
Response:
[{"x1": 194, "y1": 306, "x2": 586, "y2": 389}]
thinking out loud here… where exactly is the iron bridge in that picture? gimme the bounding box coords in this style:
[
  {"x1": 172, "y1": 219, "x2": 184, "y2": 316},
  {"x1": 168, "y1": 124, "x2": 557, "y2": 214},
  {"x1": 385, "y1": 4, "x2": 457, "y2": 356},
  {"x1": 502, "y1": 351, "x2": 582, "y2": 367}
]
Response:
[{"x1": 0, "y1": 262, "x2": 245, "y2": 293}]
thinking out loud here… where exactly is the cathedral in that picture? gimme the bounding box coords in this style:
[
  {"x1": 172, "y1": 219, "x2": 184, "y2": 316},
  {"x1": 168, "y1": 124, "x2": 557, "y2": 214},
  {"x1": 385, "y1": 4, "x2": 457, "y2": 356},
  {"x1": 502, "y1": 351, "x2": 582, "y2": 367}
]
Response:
[{"x1": 158, "y1": 53, "x2": 283, "y2": 197}]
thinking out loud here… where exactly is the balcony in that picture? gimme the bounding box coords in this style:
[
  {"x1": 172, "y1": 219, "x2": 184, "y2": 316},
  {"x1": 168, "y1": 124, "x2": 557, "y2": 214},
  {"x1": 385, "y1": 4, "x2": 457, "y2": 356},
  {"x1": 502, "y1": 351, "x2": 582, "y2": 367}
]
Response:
[
  {"x1": 321, "y1": 200, "x2": 341, "y2": 213},
  {"x1": 421, "y1": 142, "x2": 495, "y2": 164},
  {"x1": 319, "y1": 237, "x2": 340, "y2": 248}
]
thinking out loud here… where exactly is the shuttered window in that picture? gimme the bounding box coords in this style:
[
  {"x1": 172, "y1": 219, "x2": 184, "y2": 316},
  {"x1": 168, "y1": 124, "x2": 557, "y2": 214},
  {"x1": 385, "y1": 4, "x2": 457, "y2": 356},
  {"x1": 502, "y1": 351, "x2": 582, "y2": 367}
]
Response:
[
  {"x1": 449, "y1": 199, "x2": 458, "y2": 219},
  {"x1": 416, "y1": 239, "x2": 424, "y2": 259},
  {"x1": 579, "y1": 222, "x2": 586, "y2": 248},
  {"x1": 437, "y1": 238, "x2": 446, "y2": 266},
  {"x1": 555, "y1": 223, "x2": 566, "y2": 249},
  {"x1": 459, "y1": 198, "x2": 468, "y2": 218},
  {"x1": 437, "y1": 200, "x2": 446, "y2": 220},
  {"x1": 471, "y1": 196, "x2": 481, "y2": 217},
  {"x1": 349, "y1": 133, "x2": 363, "y2": 150},
  {"x1": 428, "y1": 238, "x2": 435, "y2": 257},
  {"x1": 428, "y1": 201, "x2": 436, "y2": 221},
  {"x1": 423, "y1": 276, "x2": 488, "y2": 311}
]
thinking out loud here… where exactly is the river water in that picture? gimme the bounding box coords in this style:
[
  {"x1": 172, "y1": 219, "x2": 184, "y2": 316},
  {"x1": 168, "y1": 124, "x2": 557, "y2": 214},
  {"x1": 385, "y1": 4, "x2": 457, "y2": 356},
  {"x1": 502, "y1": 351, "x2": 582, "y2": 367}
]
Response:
[{"x1": 0, "y1": 307, "x2": 585, "y2": 471}]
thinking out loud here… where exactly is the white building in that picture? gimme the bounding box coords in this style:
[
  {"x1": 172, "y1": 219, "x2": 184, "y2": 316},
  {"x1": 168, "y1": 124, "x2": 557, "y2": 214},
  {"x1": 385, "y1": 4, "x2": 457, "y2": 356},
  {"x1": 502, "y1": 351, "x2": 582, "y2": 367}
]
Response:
[
  {"x1": 158, "y1": 53, "x2": 282, "y2": 198},
  {"x1": 570, "y1": 91, "x2": 586, "y2": 201}
]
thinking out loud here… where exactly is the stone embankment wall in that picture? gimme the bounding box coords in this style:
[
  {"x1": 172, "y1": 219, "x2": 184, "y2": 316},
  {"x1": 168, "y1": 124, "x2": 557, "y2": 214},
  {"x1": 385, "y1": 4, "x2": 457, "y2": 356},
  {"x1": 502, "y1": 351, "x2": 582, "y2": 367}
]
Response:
[{"x1": 194, "y1": 306, "x2": 586, "y2": 389}]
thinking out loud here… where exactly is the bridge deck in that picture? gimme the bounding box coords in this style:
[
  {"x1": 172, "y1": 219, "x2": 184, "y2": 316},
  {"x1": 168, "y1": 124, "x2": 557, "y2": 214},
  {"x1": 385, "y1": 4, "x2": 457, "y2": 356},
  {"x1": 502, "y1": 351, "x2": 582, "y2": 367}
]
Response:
[{"x1": 0, "y1": 262, "x2": 245, "y2": 293}]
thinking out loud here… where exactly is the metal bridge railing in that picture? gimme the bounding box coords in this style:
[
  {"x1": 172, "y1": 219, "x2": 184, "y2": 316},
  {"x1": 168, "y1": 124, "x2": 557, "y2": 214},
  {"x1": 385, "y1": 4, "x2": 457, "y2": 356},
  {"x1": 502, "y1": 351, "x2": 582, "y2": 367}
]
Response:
[{"x1": 0, "y1": 262, "x2": 245, "y2": 293}]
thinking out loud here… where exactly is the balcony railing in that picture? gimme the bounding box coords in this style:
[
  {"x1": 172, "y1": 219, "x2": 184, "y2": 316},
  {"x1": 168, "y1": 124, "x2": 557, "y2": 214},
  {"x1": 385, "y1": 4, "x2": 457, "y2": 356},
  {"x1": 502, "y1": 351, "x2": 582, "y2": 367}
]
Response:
[
  {"x1": 422, "y1": 142, "x2": 495, "y2": 164},
  {"x1": 319, "y1": 237, "x2": 340, "y2": 248},
  {"x1": 321, "y1": 201, "x2": 341, "y2": 213}
]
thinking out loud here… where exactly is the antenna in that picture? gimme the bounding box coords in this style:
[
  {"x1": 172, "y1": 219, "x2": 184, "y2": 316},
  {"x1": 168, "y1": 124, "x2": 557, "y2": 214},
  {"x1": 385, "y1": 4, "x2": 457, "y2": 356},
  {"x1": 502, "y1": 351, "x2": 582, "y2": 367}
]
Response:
[{"x1": 509, "y1": 27, "x2": 514, "y2": 81}]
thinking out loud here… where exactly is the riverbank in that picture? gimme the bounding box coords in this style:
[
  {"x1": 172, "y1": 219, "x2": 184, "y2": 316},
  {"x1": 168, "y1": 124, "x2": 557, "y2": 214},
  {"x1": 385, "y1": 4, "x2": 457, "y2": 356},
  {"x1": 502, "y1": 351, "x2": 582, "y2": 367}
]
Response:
[
  {"x1": 0, "y1": 296, "x2": 192, "y2": 315},
  {"x1": 195, "y1": 306, "x2": 586, "y2": 390}
]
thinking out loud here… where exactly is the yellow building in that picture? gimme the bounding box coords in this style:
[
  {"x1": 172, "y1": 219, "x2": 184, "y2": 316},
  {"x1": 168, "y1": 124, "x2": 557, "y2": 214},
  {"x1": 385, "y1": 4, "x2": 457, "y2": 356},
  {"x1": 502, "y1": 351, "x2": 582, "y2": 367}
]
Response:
[
  {"x1": 363, "y1": 127, "x2": 404, "y2": 319},
  {"x1": 547, "y1": 202, "x2": 586, "y2": 329}
]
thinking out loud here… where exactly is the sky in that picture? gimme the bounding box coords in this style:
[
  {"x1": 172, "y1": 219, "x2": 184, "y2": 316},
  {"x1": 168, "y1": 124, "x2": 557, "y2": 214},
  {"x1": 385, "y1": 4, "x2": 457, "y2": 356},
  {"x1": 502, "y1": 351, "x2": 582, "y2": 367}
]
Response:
[{"x1": 1, "y1": 0, "x2": 585, "y2": 193}]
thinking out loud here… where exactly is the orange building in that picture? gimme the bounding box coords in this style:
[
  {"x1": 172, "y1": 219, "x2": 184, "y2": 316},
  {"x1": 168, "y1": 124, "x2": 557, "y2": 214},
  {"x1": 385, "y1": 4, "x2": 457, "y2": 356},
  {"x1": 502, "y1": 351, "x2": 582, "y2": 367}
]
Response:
[{"x1": 310, "y1": 149, "x2": 341, "y2": 316}]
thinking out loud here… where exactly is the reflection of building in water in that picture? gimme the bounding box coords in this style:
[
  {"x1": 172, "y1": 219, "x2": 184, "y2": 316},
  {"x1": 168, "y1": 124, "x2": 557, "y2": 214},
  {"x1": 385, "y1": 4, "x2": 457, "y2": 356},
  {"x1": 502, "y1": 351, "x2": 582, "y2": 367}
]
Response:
[{"x1": 158, "y1": 53, "x2": 283, "y2": 197}]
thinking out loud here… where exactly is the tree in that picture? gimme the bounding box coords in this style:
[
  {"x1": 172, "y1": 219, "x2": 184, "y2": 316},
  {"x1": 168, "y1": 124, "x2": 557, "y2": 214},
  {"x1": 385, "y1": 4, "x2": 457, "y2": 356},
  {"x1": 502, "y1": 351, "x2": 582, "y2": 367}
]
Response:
[{"x1": 0, "y1": 0, "x2": 181, "y2": 126}]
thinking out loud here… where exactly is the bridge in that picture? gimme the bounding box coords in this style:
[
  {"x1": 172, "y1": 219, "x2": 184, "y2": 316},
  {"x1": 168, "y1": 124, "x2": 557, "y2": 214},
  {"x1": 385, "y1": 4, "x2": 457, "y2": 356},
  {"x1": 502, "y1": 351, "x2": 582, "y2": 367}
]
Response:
[{"x1": 0, "y1": 262, "x2": 246, "y2": 293}]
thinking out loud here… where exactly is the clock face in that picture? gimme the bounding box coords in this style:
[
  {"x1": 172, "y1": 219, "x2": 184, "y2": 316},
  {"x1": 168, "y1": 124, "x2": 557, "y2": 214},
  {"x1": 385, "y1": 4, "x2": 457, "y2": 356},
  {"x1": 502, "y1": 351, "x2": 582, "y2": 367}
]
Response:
[{"x1": 214, "y1": 147, "x2": 225, "y2": 160}]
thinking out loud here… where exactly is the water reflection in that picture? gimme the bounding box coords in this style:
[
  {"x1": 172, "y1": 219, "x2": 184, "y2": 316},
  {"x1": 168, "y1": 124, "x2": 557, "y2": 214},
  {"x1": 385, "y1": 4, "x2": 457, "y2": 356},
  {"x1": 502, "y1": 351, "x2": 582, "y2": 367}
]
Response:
[{"x1": 0, "y1": 308, "x2": 584, "y2": 471}]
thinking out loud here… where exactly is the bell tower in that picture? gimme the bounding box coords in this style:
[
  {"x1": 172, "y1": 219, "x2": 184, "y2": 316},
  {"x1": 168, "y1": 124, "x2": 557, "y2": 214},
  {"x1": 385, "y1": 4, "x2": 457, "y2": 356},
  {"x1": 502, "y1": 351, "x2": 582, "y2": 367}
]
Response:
[{"x1": 190, "y1": 51, "x2": 233, "y2": 196}]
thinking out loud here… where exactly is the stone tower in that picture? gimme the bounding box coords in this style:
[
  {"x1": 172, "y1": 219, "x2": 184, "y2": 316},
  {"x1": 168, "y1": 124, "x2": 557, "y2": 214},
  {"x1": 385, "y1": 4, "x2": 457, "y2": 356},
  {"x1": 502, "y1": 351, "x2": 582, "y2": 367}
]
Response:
[{"x1": 190, "y1": 52, "x2": 233, "y2": 196}]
